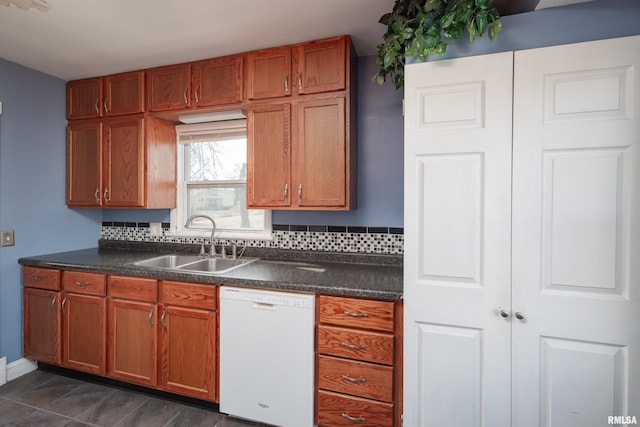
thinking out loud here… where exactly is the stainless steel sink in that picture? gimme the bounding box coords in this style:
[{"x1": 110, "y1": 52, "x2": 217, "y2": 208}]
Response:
[
  {"x1": 177, "y1": 257, "x2": 259, "y2": 274},
  {"x1": 131, "y1": 254, "x2": 259, "y2": 275},
  {"x1": 132, "y1": 254, "x2": 204, "y2": 269}
]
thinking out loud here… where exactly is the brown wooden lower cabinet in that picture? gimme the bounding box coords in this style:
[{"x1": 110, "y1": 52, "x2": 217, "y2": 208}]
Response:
[
  {"x1": 158, "y1": 280, "x2": 217, "y2": 401},
  {"x1": 106, "y1": 275, "x2": 158, "y2": 387},
  {"x1": 317, "y1": 390, "x2": 394, "y2": 427},
  {"x1": 316, "y1": 295, "x2": 402, "y2": 427},
  {"x1": 62, "y1": 293, "x2": 106, "y2": 375},
  {"x1": 24, "y1": 287, "x2": 61, "y2": 365},
  {"x1": 61, "y1": 271, "x2": 106, "y2": 375}
]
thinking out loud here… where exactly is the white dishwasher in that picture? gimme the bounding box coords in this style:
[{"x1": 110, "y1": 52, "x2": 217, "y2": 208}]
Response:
[{"x1": 219, "y1": 286, "x2": 315, "y2": 427}]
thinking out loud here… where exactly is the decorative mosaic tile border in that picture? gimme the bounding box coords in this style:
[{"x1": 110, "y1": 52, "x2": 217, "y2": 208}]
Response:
[{"x1": 101, "y1": 222, "x2": 404, "y2": 255}]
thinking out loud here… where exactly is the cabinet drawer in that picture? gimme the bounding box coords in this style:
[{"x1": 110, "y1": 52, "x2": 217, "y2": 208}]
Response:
[
  {"x1": 159, "y1": 281, "x2": 217, "y2": 310},
  {"x1": 318, "y1": 325, "x2": 394, "y2": 365},
  {"x1": 108, "y1": 275, "x2": 157, "y2": 302},
  {"x1": 317, "y1": 390, "x2": 393, "y2": 427},
  {"x1": 23, "y1": 266, "x2": 60, "y2": 290},
  {"x1": 62, "y1": 271, "x2": 105, "y2": 296},
  {"x1": 319, "y1": 295, "x2": 394, "y2": 332},
  {"x1": 318, "y1": 355, "x2": 393, "y2": 402}
]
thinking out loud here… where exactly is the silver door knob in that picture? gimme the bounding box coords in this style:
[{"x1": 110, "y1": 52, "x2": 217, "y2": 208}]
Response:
[
  {"x1": 515, "y1": 312, "x2": 525, "y2": 320},
  {"x1": 499, "y1": 309, "x2": 510, "y2": 318}
]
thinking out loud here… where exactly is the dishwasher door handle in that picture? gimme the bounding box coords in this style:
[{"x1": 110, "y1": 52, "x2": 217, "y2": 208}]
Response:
[{"x1": 251, "y1": 302, "x2": 276, "y2": 311}]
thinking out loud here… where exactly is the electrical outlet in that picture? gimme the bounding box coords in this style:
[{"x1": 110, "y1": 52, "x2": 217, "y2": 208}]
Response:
[
  {"x1": 1, "y1": 230, "x2": 15, "y2": 247},
  {"x1": 149, "y1": 222, "x2": 162, "y2": 237}
]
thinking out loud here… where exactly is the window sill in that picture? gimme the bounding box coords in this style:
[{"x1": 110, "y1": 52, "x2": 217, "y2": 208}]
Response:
[{"x1": 164, "y1": 228, "x2": 273, "y2": 241}]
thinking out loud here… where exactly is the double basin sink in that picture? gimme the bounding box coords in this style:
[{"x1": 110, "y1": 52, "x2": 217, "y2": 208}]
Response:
[{"x1": 131, "y1": 254, "x2": 259, "y2": 275}]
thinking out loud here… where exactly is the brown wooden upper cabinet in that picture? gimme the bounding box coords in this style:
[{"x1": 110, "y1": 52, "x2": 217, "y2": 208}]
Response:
[
  {"x1": 67, "y1": 72, "x2": 144, "y2": 120},
  {"x1": 191, "y1": 54, "x2": 243, "y2": 108},
  {"x1": 247, "y1": 46, "x2": 292, "y2": 100},
  {"x1": 247, "y1": 36, "x2": 347, "y2": 100},
  {"x1": 294, "y1": 36, "x2": 347, "y2": 95},
  {"x1": 146, "y1": 63, "x2": 191, "y2": 112},
  {"x1": 247, "y1": 96, "x2": 355, "y2": 210},
  {"x1": 67, "y1": 115, "x2": 176, "y2": 208}
]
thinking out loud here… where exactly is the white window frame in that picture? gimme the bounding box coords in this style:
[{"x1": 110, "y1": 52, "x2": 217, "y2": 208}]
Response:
[{"x1": 168, "y1": 120, "x2": 272, "y2": 241}]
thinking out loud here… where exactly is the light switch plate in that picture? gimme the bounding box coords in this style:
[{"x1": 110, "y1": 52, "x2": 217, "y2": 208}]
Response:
[{"x1": 1, "y1": 230, "x2": 15, "y2": 247}]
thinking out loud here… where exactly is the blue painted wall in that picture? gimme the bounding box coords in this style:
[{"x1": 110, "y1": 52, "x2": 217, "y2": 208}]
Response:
[{"x1": 0, "y1": 58, "x2": 101, "y2": 363}]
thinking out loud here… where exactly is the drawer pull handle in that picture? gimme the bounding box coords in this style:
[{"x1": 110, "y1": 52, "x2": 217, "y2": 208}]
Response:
[
  {"x1": 342, "y1": 374, "x2": 366, "y2": 383},
  {"x1": 148, "y1": 309, "x2": 154, "y2": 328},
  {"x1": 61, "y1": 297, "x2": 67, "y2": 314},
  {"x1": 342, "y1": 413, "x2": 366, "y2": 422},
  {"x1": 344, "y1": 310, "x2": 368, "y2": 318},
  {"x1": 341, "y1": 342, "x2": 365, "y2": 350},
  {"x1": 75, "y1": 281, "x2": 90, "y2": 287},
  {"x1": 51, "y1": 296, "x2": 57, "y2": 312},
  {"x1": 32, "y1": 276, "x2": 44, "y2": 282}
]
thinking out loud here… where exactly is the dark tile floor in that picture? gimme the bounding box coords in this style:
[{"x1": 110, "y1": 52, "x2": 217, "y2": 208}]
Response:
[{"x1": 0, "y1": 369, "x2": 270, "y2": 427}]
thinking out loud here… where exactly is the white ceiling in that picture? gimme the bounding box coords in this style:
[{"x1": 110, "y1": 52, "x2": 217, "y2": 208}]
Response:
[{"x1": 0, "y1": 0, "x2": 590, "y2": 82}]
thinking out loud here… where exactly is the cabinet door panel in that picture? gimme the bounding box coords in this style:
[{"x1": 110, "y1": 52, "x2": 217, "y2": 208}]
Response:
[
  {"x1": 317, "y1": 390, "x2": 393, "y2": 427},
  {"x1": 24, "y1": 288, "x2": 61, "y2": 364},
  {"x1": 107, "y1": 299, "x2": 157, "y2": 387},
  {"x1": 159, "y1": 305, "x2": 216, "y2": 401},
  {"x1": 67, "y1": 121, "x2": 102, "y2": 207},
  {"x1": 104, "y1": 71, "x2": 144, "y2": 116},
  {"x1": 296, "y1": 97, "x2": 346, "y2": 207},
  {"x1": 193, "y1": 55, "x2": 243, "y2": 107},
  {"x1": 247, "y1": 103, "x2": 291, "y2": 207},
  {"x1": 67, "y1": 78, "x2": 102, "y2": 120},
  {"x1": 247, "y1": 47, "x2": 291, "y2": 100},
  {"x1": 147, "y1": 64, "x2": 191, "y2": 111},
  {"x1": 295, "y1": 37, "x2": 346, "y2": 95},
  {"x1": 103, "y1": 116, "x2": 145, "y2": 207},
  {"x1": 62, "y1": 293, "x2": 106, "y2": 375},
  {"x1": 317, "y1": 325, "x2": 394, "y2": 365}
]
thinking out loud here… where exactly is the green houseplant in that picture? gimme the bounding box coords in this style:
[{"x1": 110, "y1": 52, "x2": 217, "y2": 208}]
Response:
[{"x1": 374, "y1": 0, "x2": 503, "y2": 89}]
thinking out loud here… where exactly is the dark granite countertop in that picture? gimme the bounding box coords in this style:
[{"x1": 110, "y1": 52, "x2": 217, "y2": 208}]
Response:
[{"x1": 18, "y1": 242, "x2": 403, "y2": 300}]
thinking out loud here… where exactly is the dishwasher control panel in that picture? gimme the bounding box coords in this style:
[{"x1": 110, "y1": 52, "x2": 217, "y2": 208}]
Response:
[{"x1": 220, "y1": 286, "x2": 314, "y2": 308}]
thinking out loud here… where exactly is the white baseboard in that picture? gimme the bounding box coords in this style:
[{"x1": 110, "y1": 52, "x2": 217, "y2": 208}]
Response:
[
  {"x1": 6, "y1": 358, "x2": 37, "y2": 382},
  {"x1": 0, "y1": 356, "x2": 6, "y2": 386}
]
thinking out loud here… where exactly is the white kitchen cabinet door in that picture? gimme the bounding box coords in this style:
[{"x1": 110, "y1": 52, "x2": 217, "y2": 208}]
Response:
[
  {"x1": 404, "y1": 35, "x2": 640, "y2": 427},
  {"x1": 403, "y1": 51, "x2": 514, "y2": 427},
  {"x1": 512, "y1": 35, "x2": 640, "y2": 426}
]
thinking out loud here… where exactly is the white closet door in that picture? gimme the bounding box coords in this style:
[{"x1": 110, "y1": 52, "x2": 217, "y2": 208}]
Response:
[
  {"x1": 512, "y1": 35, "x2": 640, "y2": 427},
  {"x1": 404, "y1": 52, "x2": 514, "y2": 427}
]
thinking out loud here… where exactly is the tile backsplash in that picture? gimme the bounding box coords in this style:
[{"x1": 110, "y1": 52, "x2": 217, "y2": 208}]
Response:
[{"x1": 101, "y1": 222, "x2": 404, "y2": 255}]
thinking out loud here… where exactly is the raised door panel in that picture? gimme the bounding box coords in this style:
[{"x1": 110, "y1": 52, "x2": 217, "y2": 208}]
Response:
[
  {"x1": 23, "y1": 288, "x2": 61, "y2": 364},
  {"x1": 67, "y1": 78, "x2": 102, "y2": 120},
  {"x1": 104, "y1": 71, "x2": 145, "y2": 116},
  {"x1": 107, "y1": 299, "x2": 157, "y2": 387},
  {"x1": 295, "y1": 36, "x2": 346, "y2": 95},
  {"x1": 103, "y1": 116, "x2": 145, "y2": 207},
  {"x1": 247, "y1": 103, "x2": 291, "y2": 207},
  {"x1": 247, "y1": 46, "x2": 291, "y2": 100},
  {"x1": 146, "y1": 64, "x2": 191, "y2": 111},
  {"x1": 62, "y1": 293, "x2": 106, "y2": 375},
  {"x1": 159, "y1": 305, "x2": 216, "y2": 401},
  {"x1": 192, "y1": 55, "x2": 243, "y2": 107},
  {"x1": 296, "y1": 97, "x2": 347, "y2": 208},
  {"x1": 67, "y1": 121, "x2": 103, "y2": 207}
]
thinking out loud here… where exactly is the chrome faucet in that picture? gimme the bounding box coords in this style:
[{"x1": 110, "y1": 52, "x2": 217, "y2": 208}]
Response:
[{"x1": 184, "y1": 214, "x2": 217, "y2": 257}]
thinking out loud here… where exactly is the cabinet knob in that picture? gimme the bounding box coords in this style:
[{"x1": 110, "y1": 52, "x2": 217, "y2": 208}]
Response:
[
  {"x1": 515, "y1": 312, "x2": 525, "y2": 320},
  {"x1": 499, "y1": 309, "x2": 510, "y2": 318}
]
